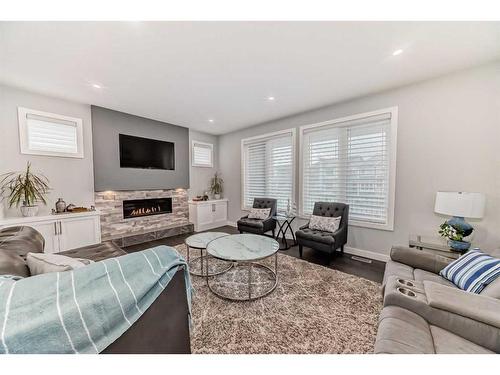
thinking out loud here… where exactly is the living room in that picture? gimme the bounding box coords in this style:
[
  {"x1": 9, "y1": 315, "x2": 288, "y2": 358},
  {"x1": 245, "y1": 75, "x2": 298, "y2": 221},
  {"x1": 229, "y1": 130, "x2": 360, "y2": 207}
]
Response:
[{"x1": 1, "y1": 1, "x2": 499, "y2": 372}]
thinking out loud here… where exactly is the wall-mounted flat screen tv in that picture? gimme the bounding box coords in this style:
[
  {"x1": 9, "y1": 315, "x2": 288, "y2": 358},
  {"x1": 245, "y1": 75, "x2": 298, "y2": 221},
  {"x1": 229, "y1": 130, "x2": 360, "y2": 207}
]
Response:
[{"x1": 119, "y1": 134, "x2": 175, "y2": 170}]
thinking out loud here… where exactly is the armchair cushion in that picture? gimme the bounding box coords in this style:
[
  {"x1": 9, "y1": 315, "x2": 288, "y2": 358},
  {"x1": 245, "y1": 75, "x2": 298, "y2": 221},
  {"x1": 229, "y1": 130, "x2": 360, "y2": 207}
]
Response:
[
  {"x1": 236, "y1": 218, "x2": 265, "y2": 229},
  {"x1": 309, "y1": 215, "x2": 341, "y2": 232},
  {"x1": 295, "y1": 228, "x2": 335, "y2": 245},
  {"x1": 248, "y1": 207, "x2": 271, "y2": 220}
]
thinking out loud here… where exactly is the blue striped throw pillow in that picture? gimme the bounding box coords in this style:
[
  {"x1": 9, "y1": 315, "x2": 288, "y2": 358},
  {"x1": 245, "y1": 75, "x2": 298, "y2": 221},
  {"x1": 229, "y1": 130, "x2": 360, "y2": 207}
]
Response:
[{"x1": 440, "y1": 249, "x2": 500, "y2": 294}]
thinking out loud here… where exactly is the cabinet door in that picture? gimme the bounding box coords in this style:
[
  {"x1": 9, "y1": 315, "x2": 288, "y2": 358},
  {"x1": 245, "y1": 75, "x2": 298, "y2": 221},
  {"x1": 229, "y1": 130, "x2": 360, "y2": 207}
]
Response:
[
  {"x1": 197, "y1": 205, "x2": 214, "y2": 227},
  {"x1": 26, "y1": 222, "x2": 59, "y2": 254},
  {"x1": 58, "y1": 216, "x2": 100, "y2": 252},
  {"x1": 213, "y1": 202, "x2": 227, "y2": 222}
]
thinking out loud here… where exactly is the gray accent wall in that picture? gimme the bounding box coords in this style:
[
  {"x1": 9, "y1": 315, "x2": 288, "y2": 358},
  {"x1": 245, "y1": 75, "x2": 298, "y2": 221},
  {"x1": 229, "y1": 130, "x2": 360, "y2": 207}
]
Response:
[
  {"x1": 92, "y1": 106, "x2": 190, "y2": 191},
  {"x1": 218, "y1": 62, "x2": 500, "y2": 257}
]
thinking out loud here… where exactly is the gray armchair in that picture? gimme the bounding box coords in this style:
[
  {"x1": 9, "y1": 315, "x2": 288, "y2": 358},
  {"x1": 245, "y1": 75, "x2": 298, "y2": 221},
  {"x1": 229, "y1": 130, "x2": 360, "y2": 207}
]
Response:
[
  {"x1": 296, "y1": 202, "x2": 349, "y2": 260},
  {"x1": 237, "y1": 198, "x2": 277, "y2": 237}
]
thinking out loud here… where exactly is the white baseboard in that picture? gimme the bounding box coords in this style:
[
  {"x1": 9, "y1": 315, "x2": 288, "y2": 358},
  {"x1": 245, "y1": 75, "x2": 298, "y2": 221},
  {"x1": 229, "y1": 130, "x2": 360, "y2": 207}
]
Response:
[
  {"x1": 344, "y1": 246, "x2": 389, "y2": 262},
  {"x1": 226, "y1": 221, "x2": 237, "y2": 227}
]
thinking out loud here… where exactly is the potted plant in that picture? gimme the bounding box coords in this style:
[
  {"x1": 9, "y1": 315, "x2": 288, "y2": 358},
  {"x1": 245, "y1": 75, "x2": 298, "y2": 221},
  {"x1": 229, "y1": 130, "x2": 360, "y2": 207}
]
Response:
[
  {"x1": 209, "y1": 172, "x2": 224, "y2": 200},
  {"x1": 438, "y1": 221, "x2": 471, "y2": 251},
  {"x1": 0, "y1": 162, "x2": 50, "y2": 217}
]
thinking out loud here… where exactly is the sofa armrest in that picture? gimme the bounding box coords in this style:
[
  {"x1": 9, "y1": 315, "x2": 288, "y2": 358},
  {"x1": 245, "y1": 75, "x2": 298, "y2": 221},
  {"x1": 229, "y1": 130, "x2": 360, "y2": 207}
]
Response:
[
  {"x1": 390, "y1": 246, "x2": 453, "y2": 274},
  {"x1": 424, "y1": 281, "x2": 500, "y2": 329}
]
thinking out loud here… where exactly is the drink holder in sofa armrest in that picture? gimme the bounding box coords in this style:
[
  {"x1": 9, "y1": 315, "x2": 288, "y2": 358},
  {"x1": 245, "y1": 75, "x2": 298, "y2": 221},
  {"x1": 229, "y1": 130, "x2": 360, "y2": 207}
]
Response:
[
  {"x1": 423, "y1": 281, "x2": 500, "y2": 329},
  {"x1": 390, "y1": 246, "x2": 453, "y2": 274},
  {"x1": 383, "y1": 277, "x2": 500, "y2": 352}
]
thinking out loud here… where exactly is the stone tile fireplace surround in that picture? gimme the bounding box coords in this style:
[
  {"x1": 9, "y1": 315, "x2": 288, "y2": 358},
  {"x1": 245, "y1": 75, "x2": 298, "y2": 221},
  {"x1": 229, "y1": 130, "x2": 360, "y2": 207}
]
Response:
[{"x1": 95, "y1": 189, "x2": 193, "y2": 247}]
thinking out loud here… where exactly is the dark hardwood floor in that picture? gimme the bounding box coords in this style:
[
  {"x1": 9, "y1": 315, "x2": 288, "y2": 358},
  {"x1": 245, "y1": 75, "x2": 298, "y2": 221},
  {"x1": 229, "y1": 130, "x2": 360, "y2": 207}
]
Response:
[{"x1": 124, "y1": 225, "x2": 386, "y2": 283}]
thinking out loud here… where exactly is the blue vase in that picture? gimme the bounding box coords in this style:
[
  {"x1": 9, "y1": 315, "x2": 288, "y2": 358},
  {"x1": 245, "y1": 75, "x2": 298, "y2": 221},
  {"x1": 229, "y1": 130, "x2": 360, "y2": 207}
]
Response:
[
  {"x1": 448, "y1": 239, "x2": 471, "y2": 252},
  {"x1": 446, "y1": 216, "x2": 473, "y2": 237}
]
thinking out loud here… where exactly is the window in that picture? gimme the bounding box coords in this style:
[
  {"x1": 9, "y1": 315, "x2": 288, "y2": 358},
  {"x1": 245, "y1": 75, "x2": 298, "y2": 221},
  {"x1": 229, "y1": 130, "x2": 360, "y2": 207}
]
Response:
[
  {"x1": 300, "y1": 107, "x2": 397, "y2": 230},
  {"x1": 18, "y1": 107, "x2": 84, "y2": 158},
  {"x1": 241, "y1": 129, "x2": 295, "y2": 212},
  {"x1": 192, "y1": 141, "x2": 213, "y2": 167}
]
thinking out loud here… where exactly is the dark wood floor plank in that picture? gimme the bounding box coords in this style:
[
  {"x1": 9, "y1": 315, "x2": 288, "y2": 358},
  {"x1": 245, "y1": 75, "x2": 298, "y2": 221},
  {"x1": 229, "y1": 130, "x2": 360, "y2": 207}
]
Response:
[{"x1": 124, "y1": 225, "x2": 386, "y2": 283}]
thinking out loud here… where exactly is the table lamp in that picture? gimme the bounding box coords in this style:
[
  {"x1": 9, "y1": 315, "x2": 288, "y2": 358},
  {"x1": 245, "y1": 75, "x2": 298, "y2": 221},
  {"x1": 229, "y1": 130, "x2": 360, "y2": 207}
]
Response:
[{"x1": 434, "y1": 191, "x2": 485, "y2": 251}]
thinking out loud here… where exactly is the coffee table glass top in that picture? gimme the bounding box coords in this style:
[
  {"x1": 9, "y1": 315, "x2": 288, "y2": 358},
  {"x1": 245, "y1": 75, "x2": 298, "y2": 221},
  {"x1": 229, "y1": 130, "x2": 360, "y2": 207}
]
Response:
[
  {"x1": 207, "y1": 234, "x2": 279, "y2": 262},
  {"x1": 185, "y1": 232, "x2": 230, "y2": 249}
]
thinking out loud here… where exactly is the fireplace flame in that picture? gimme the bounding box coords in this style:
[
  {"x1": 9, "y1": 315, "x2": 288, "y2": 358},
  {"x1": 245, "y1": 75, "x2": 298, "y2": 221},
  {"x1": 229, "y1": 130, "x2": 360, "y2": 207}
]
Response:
[{"x1": 130, "y1": 205, "x2": 162, "y2": 217}]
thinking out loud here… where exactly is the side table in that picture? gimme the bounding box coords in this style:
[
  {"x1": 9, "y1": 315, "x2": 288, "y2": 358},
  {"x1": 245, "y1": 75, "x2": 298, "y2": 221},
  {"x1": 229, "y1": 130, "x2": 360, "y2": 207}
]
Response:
[
  {"x1": 273, "y1": 215, "x2": 297, "y2": 250},
  {"x1": 409, "y1": 234, "x2": 463, "y2": 259}
]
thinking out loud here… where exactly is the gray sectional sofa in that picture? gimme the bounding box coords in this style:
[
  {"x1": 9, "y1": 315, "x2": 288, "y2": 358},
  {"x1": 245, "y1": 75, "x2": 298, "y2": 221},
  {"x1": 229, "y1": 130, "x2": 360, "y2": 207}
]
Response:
[{"x1": 375, "y1": 246, "x2": 500, "y2": 354}]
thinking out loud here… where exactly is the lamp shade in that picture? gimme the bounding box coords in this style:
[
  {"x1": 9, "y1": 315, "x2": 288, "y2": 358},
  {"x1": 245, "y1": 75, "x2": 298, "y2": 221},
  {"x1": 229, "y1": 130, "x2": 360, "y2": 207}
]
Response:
[{"x1": 434, "y1": 192, "x2": 485, "y2": 219}]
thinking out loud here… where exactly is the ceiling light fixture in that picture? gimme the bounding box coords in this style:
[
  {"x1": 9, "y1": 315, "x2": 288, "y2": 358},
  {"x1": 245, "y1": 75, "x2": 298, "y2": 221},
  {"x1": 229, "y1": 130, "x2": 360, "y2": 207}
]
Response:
[
  {"x1": 267, "y1": 96, "x2": 275, "y2": 101},
  {"x1": 392, "y1": 49, "x2": 404, "y2": 56}
]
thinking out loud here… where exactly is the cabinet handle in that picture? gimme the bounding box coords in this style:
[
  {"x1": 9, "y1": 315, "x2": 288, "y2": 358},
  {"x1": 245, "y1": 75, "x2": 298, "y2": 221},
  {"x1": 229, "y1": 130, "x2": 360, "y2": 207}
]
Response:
[
  {"x1": 54, "y1": 222, "x2": 58, "y2": 235},
  {"x1": 59, "y1": 221, "x2": 63, "y2": 235},
  {"x1": 212, "y1": 204, "x2": 215, "y2": 212}
]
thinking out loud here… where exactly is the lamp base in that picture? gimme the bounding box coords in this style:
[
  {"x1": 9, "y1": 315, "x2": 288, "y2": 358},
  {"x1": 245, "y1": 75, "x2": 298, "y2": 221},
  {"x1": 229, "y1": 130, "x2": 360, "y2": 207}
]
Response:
[{"x1": 446, "y1": 216, "x2": 474, "y2": 236}]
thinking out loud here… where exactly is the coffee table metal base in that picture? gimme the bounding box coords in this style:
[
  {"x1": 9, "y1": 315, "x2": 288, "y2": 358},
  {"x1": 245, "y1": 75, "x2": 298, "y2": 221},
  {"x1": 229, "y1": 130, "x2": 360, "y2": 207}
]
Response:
[
  {"x1": 205, "y1": 253, "x2": 278, "y2": 302},
  {"x1": 186, "y1": 247, "x2": 233, "y2": 277}
]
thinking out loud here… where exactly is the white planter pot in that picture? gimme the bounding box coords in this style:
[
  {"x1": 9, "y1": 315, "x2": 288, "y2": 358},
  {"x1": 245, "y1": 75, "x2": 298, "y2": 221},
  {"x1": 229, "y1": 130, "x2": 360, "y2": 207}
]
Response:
[
  {"x1": 214, "y1": 194, "x2": 221, "y2": 200},
  {"x1": 20, "y1": 205, "x2": 38, "y2": 217}
]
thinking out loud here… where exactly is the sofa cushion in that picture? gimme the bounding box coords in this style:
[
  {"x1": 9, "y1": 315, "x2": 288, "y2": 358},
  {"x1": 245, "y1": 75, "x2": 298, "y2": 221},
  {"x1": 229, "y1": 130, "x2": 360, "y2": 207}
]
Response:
[
  {"x1": 481, "y1": 276, "x2": 500, "y2": 299},
  {"x1": 60, "y1": 241, "x2": 126, "y2": 262},
  {"x1": 374, "y1": 306, "x2": 435, "y2": 354},
  {"x1": 27, "y1": 252, "x2": 93, "y2": 276},
  {"x1": 414, "y1": 269, "x2": 455, "y2": 288},
  {"x1": 0, "y1": 251, "x2": 30, "y2": 278},
  {"x1": 236, "y1": 218, "x2": 264, "y2": 229},
  {"x1": 440, "y1": 249, "x2": 500, "y2": 294},
  {"x1": 0, "y1": 226, "x2": 44, "y2": 258},
  {"x1": 430, "y1": 325, "x2": 493, "y2": 354},
  {"x1": 295, "y1": 228, "x2": 335, "y2": 245}
]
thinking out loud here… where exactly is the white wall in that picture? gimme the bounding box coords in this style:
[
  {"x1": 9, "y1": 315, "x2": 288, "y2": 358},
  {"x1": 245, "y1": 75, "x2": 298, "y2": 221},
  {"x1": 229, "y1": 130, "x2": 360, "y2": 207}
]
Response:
[
  {"x1": 0, "y1": 85, "x2": 95, "y2": 217},
  {"x1": 219, "y1": 62, "x2": 500, "y2": 257},
  {"x1": 188, "y1": 129, "x2": 219, "y2": 199}
]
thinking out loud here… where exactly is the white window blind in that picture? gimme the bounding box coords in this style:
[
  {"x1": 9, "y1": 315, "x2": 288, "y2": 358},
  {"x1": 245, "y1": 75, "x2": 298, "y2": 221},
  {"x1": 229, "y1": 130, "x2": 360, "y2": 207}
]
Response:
[
  {"x1": 242, "y1": 130, "x2": 295, "y2": 212},
  {"x1": 301, "y1": 109, "x2": 396, "y2": 229},
  {"x1": 192, "y1": 141, "x2": 213, "y2": 167},
  {"x1": 18, "y1": 107, "x2": 84, "y2": 158}
]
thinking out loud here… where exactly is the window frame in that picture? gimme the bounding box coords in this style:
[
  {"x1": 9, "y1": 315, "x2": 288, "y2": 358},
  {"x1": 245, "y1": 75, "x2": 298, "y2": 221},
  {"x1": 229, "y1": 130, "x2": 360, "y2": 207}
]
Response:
[
  {"x1": 18, "y1": 107, "x2": 84, "y2": 159},
  {"x1": 191, "y1": 140, "x2": 214, "y2": 168},
  {"x1": 298, "y1": 107, "x2": 398, "y2": 231},
  {"x1": 240, "y1": 128, "x2": 296, "y2": 212}
]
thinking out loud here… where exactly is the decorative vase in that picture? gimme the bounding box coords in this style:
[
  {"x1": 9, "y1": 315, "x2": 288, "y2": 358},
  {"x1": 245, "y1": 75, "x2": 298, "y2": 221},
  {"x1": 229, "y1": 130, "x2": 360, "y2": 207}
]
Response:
[
  {"x1": 448, "y1": 239, "x2": 471, "y2": 252},
  {"x1": 214, "y1": 194, "x2": 221, "y2": 200},
  {"x1": 55, "y1": 198, "x2": 66, "y2": 213},
  {"x1": 20, "y1": 205, "x2": 38, "y2": 217}
]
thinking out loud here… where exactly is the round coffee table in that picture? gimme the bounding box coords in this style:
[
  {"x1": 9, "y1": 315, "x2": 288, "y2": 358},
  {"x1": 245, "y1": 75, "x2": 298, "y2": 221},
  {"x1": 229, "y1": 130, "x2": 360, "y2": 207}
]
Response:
[
  {"x1": 184, "y1": 232, "x2": 232, "y2": 277},
  {"x1": 205, "y1": 234, "x2": 279, "y2": 301}
]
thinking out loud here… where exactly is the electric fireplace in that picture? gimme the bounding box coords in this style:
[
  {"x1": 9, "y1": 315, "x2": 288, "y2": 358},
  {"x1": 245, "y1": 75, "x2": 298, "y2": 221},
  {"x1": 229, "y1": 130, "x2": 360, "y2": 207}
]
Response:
[{"x1": 123, "y1": 198, "x2": 173, "y2": 219}]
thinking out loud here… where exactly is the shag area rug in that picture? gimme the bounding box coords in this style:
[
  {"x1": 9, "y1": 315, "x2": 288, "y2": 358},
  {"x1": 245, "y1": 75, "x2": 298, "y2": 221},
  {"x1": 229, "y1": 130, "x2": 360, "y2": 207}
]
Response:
[{"x1": 175, "y1": 244, "x2": 382, "y2": 354}]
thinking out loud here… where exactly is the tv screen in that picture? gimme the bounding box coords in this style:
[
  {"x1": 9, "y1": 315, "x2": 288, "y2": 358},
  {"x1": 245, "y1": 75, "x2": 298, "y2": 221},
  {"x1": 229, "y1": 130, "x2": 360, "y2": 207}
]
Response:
[{"x1": 119, "y1": 134, "x2": 175, "y2": 170}]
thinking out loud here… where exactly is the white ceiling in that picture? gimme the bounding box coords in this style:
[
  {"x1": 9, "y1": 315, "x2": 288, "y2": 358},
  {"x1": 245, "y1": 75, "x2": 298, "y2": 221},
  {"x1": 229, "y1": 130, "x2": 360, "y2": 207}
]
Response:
[{"x1": 1, "y1": 22, "x2": 500, "y2": 135}]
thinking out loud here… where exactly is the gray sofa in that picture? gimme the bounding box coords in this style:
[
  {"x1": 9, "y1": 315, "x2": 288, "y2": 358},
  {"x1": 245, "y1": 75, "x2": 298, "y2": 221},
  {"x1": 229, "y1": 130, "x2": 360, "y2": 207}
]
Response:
[
  {"x1": 0, "y1": 226, "x2": 191, "y2": 354},
  {"x1": 375, "y1": 246, "x2": 500, "y2": 354}
]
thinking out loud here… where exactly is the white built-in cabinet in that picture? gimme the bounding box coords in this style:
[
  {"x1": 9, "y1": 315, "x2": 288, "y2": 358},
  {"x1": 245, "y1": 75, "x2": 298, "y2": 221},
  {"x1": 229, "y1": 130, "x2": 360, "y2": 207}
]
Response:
[
  {"x1": 188, "y1": 199, "x2": 228, "y2": 232},
  {"x1": 0, "y1": 211, "x2": 101, "y2": 253}
]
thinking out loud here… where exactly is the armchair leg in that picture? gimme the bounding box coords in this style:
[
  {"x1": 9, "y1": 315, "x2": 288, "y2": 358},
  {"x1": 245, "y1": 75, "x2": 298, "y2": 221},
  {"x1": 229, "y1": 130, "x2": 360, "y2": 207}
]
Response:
[
  {"x1": 272, "y1": 228, "x2": 275, "y2": 238},
  {"x1": 239, "y1": 230, "x2": 243, "y2": 234},
  {"x1": 298, "y1": 244, "x2": 303, "y2": 258},
  {"x1": 341, "y1": 245, "x2": 344, "y2": 255}
]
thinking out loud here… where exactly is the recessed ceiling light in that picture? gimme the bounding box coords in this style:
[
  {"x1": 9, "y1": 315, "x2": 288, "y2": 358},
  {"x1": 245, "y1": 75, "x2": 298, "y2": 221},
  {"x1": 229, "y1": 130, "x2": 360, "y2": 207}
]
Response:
[
  {"x1": 267, "y1": 96, "x2": 275, "y2": 101},
  {"x1": 91, "y1": 83, "x2": 102, "y2": 89},
  {"x1": 392, "y1": 49, "x2": 404, "y2": 56},
  {"x1": 208, "y1": 119, "x2": 214, "y2": 123}
]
